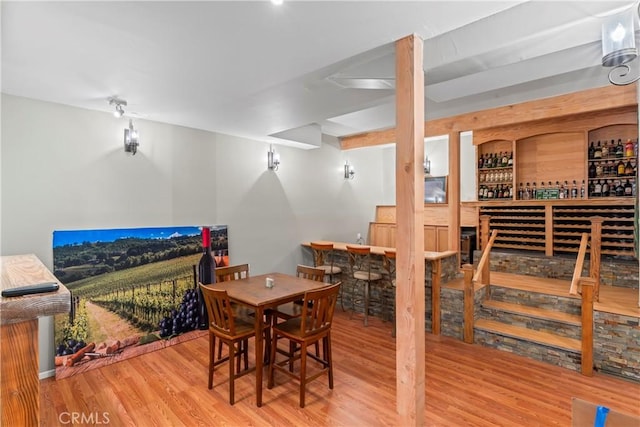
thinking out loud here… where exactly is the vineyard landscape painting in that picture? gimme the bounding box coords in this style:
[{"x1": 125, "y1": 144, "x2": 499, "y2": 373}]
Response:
[{"x1": 52, "y1": 225, "x2": 229, "y2": 379}]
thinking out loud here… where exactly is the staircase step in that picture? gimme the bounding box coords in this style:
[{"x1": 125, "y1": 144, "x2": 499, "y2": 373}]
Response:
[
  {"x1": 482, "y1": 300, "x2": 581, "y2": 326},
  {"x1": 475, "y1": 319, "x2": 581, "y2": 353}
]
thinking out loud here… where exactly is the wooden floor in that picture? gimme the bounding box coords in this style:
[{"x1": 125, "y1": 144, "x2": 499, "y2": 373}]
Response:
[{"x1": 41, "y1": 310, "x2": 640, "y2": 427}]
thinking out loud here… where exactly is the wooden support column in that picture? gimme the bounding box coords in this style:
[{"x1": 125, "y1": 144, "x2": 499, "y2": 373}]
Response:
[
  {"x1": 448, "y1": 132, "x2": 461, "y2": 263},
  {"x1": 395, "y1": 34, "x2": 425, "y2": 425},
  {"x1": 431, "y1": 259, "x2": 442, "y2": 335},
  {"x1": 579, "y1": 277, "x2": 595, "y2": 376},
  {"x1": 479, "y1": 215, "x2": 490, "y2": 250},
  {"x1": 545, "y1": 204, "x2": 554, "y2": 256},
  {"x1": 462, "y1": 264, "x2": 475, "y2": 344}
]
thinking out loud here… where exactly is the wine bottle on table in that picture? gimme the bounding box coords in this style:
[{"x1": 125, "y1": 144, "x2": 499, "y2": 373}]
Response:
[{"x1": 197, "y1": 226, "x2": 216, "y2": 330}]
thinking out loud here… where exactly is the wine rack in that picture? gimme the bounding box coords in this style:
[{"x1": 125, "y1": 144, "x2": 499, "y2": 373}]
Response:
[
  {"x1": 479, "y1": 205, "x2": 546, "y2": 253},
  {"x1": 553, "y1": 205, "x2": 636, "y2": 258}
]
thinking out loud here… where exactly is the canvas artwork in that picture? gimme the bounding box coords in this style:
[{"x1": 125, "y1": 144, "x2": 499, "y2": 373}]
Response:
[{"x1": 52, "y1": 225, "x2": 229, "y2": 379}]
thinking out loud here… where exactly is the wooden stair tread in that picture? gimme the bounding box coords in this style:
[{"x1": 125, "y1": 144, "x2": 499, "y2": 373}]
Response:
[
  {"x1": 475, "y1": 319, "x2": 581, "y2": 353},
  {"x1": 482, "y1": 300, "x2": 581, "y2": 326},
  {"x1": 488, "y1": 272, "x2": 578, "y2": 299}
]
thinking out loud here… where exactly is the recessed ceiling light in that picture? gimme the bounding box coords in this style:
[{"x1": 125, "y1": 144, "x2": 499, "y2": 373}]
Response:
[{"x1": 271, "y1": 0, "x2": 283, "y2": 5}]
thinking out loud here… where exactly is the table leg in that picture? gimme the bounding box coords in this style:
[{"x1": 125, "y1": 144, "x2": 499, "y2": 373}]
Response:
[
  {"x1": 364, "y1": 281, "x2": 369, "y2": 326},
  {"x1": 255, "y1": 306, "x2": 264, "y2": 407}
]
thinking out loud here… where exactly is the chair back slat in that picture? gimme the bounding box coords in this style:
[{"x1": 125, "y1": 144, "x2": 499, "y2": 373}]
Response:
[
  {"x1": 199, "y1": 283, "x2": 235, "y2": 335},
  {"x1": 215, "y1": 263, "x2": 249, "y2": 283},
  {"x1": 296, "y1": 264, "x2": 325, "y2": 282},
  {"x1": 383, "y1": 250, "x2": 396, "y2": 276},
  {"x1": 346, "y1": 245, "x2": 372, "y2": 276},
  {"x1": 300, "y1": 283, "x2": 340, "y2": 336},
  {"x1": 310, "y1": 242, "x2": 334, "y2": 268}
]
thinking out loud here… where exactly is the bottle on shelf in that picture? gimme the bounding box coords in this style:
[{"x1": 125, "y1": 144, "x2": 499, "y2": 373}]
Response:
[
  {"x1": 615, "y1": 179, "x2": 624, "y2": 197},
  {"x1": 492, "y1": 153, "x2": 499, "y2": 168},
  {"x1": 595, "y1": 162, "x2": 603, "y2": 177},
  {"x1": 601, "y1": 179, "x2": 609, "y2": 197},
  {"x1": 617, "y1": 158, "x2": 626, "y2": 176},
  {"x1": 594, "y1": 141, "x2": 602, "y2": 159},
  {"x1": 624, "y1": 179, "x2": 632, "y2": 196},
  {"x1": 580, "y1": 180, "x2": 585, "y2": 198},
  {"x1": 615, "y1": 139, "x2": 624, "y2": 157},
  {"x1": 558, "y1": 181, "x2": 565, "y2": 199},
  {"x1": 624, "y1": 159, "x2": 633, "y2": 176},
  {"x1": 518, "y1": 183, "x2": 524, "y2": 200},
  {"x1": 588, "y1": 141, "x2": 595, "y2": 159},
  {"x1": 478, "y1": 154, "x2": 484, "y2": 169},
  {"x1": 501, "y1": 152, "x2": 508, "y2": 167},
  {"x1": 563, "y1": 180, "x2": 569, "y2": 199},
  {"x1": 589, "y1": 162, "x2": 596, "y2": 178},
  {"x1": 625, "y1": 139, "x2": 634, "y2": 157},
  {"x1": 601, "y1": 139, "x2": 609, "y2": 158},
  {"x1": 532, "y1": 182, "x2": 537, "y2": 199},
  {"x1": 524, "y1": 182, "x2": 530, "y2": 200},
  {"x1": 571, "y1": 180, "x2": 578, "y2": 199},
  {"x1": 507, "y1": 151, "x2": 513, "y2": 167},
  {"x1": 593, "y1": 180, "x2": 602, "y2": 197}
]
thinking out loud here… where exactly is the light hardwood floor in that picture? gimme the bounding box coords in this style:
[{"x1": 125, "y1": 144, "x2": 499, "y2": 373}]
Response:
[{"x1": 41, "y1": 310, "x2": 640, "y2": 426}]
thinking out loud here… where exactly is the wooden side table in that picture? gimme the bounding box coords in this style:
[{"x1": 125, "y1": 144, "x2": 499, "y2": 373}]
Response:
[{"x1": 1, "y1": 254, "x2": 70, "y2": 425}]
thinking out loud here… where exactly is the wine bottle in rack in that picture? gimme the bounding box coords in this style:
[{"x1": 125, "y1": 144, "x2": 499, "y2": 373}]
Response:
[{"x1": 197, "y1": 226, "x2": 217, "y2": 330}]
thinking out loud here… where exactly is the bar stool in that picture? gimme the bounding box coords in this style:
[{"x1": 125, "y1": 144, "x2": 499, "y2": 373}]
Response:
[
  {"x1": 310, "y1": 242, "x2": 342, "y2": 284},
  {"x1": 346, "y1": 245, "x2": 383, "y2": 326},
  {"x1": 383, "y1": 250, "x2": 396, "y2": 337}
]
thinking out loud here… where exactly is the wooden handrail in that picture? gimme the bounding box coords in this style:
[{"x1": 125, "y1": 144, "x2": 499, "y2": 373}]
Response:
[
  {"x1": 579, "y1": 277, "x2": 595, "y2": 376},
  {"x1": 473, "y1": 229, "x2": 498, "y2": 285},
  {"x1": 569, "y1": 233, "x2": 589, "y2": 295}
]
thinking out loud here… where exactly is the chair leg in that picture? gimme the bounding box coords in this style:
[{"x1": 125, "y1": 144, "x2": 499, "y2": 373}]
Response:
[
  {"x1": 229, "y1": 340, "x2": 236, "y2": 405},
  {"x1": 289, "y1": 341, "x2": 295, "y2": 372},
  {"x1": 243, "y1": 339, "x2": 249, "y2": 371},
  {"x1": 208, "y1": 333, "x2": 215, "y2": 389},
  {"x1": 299, "y1": 341, "x2": 307, "y2": 408},
  {"x1": 267, "y1": 334, "x2": 278, "y2": 389},
  {"x1": 326, "y1": 334, "x2": 334, "y2": 389}
]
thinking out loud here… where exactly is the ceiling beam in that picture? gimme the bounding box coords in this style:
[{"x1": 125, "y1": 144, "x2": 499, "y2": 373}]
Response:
[{"x1": 340, "y1": 83, "x2": 638, "y2": 150}]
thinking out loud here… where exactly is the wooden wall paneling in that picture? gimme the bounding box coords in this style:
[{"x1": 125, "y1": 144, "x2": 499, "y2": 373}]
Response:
[
  {"x1": 424, "y1": 226, "x2": 437, "y2": 252},
  {"x1": 585, "y1": 123, "x2": 638, "y2": 144},
  {"x1": 375, "y1": 205, "x2": 398, "y2": 224},
  {"x1": 394, "y1": 34, "x2": 425, "y2": 424},
  {"x1": 437, "y1": 227, "x2": 449, "y2": 252},
  {"x1": 460, "y1": 204, "x2": 479, "y2": 227}
]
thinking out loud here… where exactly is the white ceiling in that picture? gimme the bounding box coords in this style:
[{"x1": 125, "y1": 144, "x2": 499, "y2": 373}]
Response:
[{"x1": 1, "y1": 1, "x2": 636, "y2": 148}]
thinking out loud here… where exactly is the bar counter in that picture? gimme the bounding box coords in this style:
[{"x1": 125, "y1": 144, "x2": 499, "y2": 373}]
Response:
[
  {"x1": 301, "y1": 241, "x2": 459, "y2": 334},
  {"x1": 1, "y1": 254, "x2": 71, "y2": 425}
]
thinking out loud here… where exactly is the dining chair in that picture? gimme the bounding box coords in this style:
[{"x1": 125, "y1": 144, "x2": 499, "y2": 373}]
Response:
[
  {"x1": 199, "y1": 283, "x2": 260, "y2": 405},
  {"x1": 270, "y1": 265, "x2": 326, "y2": 368},
  {"x1": 383, "y1": 250, "x2": 396, "y2": 337},
  {"x1": 267, "y1": 282, "x2": 341, "y2": 408},
  {"x1": 215, "y1": 263, "x2": 249, "y2": 282},
  {"x1": 310, "y1": 242, "x2": 342, "y2": 284},
  {"x1": 345, "y1": 245, "x2": 383, "y2": 326}
]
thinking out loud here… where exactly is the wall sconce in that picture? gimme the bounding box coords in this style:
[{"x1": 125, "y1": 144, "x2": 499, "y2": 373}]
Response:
[
  {"x1": 124, "y1": 119, "x2": 139, "y2": 155},
  {"x1": 344, "y1": 161, "x2": 355, "y2": 179},
  {"x1": 602, "y1": 6, "x2": 639, "y2": 85},
  {"x1": 109, "y1": 97, "x2": 127, "y2": 118},
  {"x1": 267, "y1": 144, "x2": 280, "y2": 170},
  {"x1": 424, "y1": 155, "x2": 431, "y2": 175}
]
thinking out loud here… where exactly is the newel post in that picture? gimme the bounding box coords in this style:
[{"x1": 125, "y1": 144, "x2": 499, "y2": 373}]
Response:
[
  {"x1": 589, "y1": 217, "x2": 603, "y2": 302},
  {"x1": 463, "y1": 264, "x2": 475, "y2": 344},
  {"x1": 580, "y1": 277, "x2": 595, "y2": 376}
]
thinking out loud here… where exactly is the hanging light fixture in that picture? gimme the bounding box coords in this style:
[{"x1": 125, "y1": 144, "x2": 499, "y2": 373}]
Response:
[
  {"x1": 267, "y1": 144, "x2": 280, "y2": 170},
  {"x1": 124, "y1": 119, "x2": 139, "y2": 155},
  {"x1": 424, "y1": 155, "x2": 431, "y2": 175},
  {"x1": 602, "y1": 6, "x2": 640, "y2": 85},
  {"x1": 109, "y1": 97, "x2": 127, "y2": 118}
]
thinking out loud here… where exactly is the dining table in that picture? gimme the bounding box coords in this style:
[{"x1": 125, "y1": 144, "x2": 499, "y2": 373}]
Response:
[{"x1": 214, "y1": 272, "x2": 328, "y2": 407}]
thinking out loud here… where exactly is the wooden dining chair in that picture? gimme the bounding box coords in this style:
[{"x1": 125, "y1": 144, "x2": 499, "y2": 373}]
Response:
[
  {"x1": 310, "y1": 242, "x2": 342, "y2": 284},
  {"x1": 267, "y1": 282, "x2": 341, "y2": 408},
  {"x1": 215, "y1": 263, "x2": 249, "y2": 282},
  {"x1": 199, "y1": 283, "x2": 259, "y2": 405},
  {"x1": 345, "y1": 245, "x2": 383, "y2": 326}
]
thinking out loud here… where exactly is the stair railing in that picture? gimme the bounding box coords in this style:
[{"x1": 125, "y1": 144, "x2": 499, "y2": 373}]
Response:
[
  {"x1": 463, "y1": 229, "x2": 498, "y2": 344},
  {"x1": 569, "y1": 233, "x2": 589, "y2": 295}
]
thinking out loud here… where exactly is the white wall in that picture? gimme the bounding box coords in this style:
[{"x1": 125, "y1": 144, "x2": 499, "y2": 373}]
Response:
[{"x1": 0, "y1": 94, "x2": 384, "y2": 374}]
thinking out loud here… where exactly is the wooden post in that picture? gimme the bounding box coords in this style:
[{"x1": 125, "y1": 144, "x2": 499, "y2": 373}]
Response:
[
  {"x1": 589, "y1": 217, "x2": 603, "y2": 302},
  {"x1": 545, "y1": 204, "x2": 554, "y2": 256},
  {"x1": 431, "y1": 259, "x2": 442, "y2": 335},
  {"x1": 462, "y1": 264, "x2": 475, "y2": 344},
  {"x1": 579, "y1": 277, "x2": 595, "y2": 376},
  {"x1": 448, "y1": 131, "x2": 461, "y2": 264},
  {"x1": 480, "y1": 215, "x2": 490, "y2": 251},
  {"x1": 395, "y1": 34, "x2": 425, "y2": 425}
]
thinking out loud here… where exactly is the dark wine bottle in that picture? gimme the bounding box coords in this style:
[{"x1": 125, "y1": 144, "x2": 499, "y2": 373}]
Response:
[{"x1": 197, "y1": 226, "x2": 216, "y2": 330}]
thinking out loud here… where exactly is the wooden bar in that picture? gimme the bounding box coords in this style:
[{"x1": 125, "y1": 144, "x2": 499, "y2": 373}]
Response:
[
  {"x1": 394, "y1": 33, "x2": 425, "y2": 425},
  {"x1": 589, "y1": 218, "x2": 603, "y2": 302},
  {"x1": 1, "y1": 254, "x2": 71, "y2": 426},
  {"x1": 580, "y1": 277, "x2": 595, "y2": 377},
  {"x1": 462, "y1": 264, "x2": 474, "y2": 344}
]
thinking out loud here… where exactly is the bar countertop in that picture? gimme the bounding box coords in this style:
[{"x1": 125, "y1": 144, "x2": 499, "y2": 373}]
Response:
[
  {"x1": 1, "y1": 254, "x2": 71, "y2": 325},
  {"x1": 302, "y1": 241, "x2": 457, "y2": 261}
]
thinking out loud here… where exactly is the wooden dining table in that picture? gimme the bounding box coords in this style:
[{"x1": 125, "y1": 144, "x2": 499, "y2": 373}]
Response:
[{"x1": 214, "y1": 272, "x2": 327, "y2": 407}]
